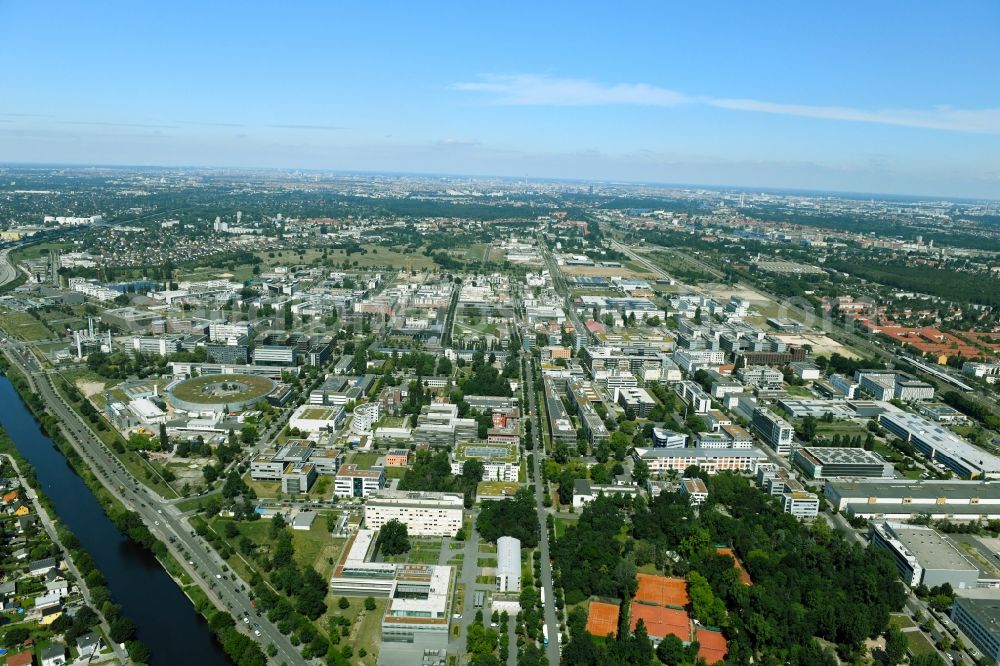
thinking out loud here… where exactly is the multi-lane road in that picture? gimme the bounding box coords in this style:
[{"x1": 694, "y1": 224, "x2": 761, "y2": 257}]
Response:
[
  {"x1": 1, "y1": 338, "x2": 306, "y2": 665},
  {"x1": 0, "y1": 248, "x2": 19, "y2": 289}
]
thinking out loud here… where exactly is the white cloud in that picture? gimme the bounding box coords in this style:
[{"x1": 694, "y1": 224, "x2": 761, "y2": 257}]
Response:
[
  {"x1": 452, "y1": 74, "x2": 1000, "y2": 134},
  {"x1": 451, "y1": 74, "x2": 689, "y2": 107}
]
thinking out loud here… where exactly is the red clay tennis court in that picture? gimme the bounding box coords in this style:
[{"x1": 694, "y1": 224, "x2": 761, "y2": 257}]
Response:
[
  {"x1": 633, "y1": 573, "x2": 690, "y2": 607},
  {"x1": 585, "y1": 600, "x2": 620, "y2": 638},
  {"x1": 630, "y1": 604, "x2": 691, "y2": 642},
  {"x1": 696, "y1": 627, "x2": 729, "y2": 664}
]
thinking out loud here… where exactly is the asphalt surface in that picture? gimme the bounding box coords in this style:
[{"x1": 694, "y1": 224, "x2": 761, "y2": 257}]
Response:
[
  {"x1": 1, "y1": 339, "x2": 306, "y2": 665},
  {"x1": 523, "y1": 352, "x2": 561, "y2": 665},
  {"x1": 0, "y1": 248, "x2": 18, "y2": 288}
]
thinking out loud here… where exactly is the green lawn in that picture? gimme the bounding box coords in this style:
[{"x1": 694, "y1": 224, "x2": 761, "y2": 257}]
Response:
[
  {"x1": 889, "y1": 613, "x2": 916, "y2": 630},
  {"x1": 349, "y1": 451, "x2": 381, "y2": 468},
  {"x1": 0, "y1": 311, "x2": 53, "y2": 341},
  {"x1": 904, "y1": 629, "x2": 937, "y2": 657},
  {"x1": 386, "y1": 538, "x2": 442, "y2": 565}
]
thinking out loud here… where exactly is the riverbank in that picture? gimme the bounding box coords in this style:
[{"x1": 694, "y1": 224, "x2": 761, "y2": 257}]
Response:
[
  {"x1": 0, "y1": 351, "x2": 245, "y2": 665},
  {"x1": 0, "y1": 441, "x2": 131, "y2": 664}
]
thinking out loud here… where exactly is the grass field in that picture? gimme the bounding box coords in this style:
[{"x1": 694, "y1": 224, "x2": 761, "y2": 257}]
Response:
[
  {"x1": 0, "y1": 311, "x2": 53, "y2": 341},
  {"x1": 349, "y1": 452, "x2": 381, "y2": 468},
  {"x1": 386, "y1": 538, "x2": 442, "y2": 565},
  {"x1": 888, "y1": 613, "x2": 916, "y2": 630},
  {"x1": 903, "y1": 629, "x2": 937, "y2": 657}
]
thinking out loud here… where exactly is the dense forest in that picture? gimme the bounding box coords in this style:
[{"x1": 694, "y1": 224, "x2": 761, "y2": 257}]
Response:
[
  {"x1": 825, "y1": 257, "x2": 1000, "y2": 308},
  {"x1": 556, "y1": 473, "x2": 907, "y2": 666}
]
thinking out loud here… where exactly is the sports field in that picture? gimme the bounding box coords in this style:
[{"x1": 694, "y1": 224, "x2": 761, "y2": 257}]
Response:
[
  {"x1": 586, "y1": 601, "x2": 620, "y2": 638},
  {"x1": 634, "y1": 573, "x2": 689, "y2": 607}
]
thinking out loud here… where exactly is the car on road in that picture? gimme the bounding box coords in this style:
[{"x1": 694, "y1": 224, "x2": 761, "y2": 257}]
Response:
[{"x1": 216, "y1": 574, "x2": 222, "y2": 579}]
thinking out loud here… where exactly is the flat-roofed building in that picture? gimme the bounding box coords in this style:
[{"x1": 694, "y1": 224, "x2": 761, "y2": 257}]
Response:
[
  {"x1": 676, "y1": 381, "x2": 712, "y2": 414},
  {"x1": 328, "y1": 530, "x2": 454, "y2": 664},
  {"x1": 870, "y1": 521, "x2": 979, "y2": 589},
  {"x1": 334, "y1": 463, "x2": 386, "y2": 498},
  {"x1": 751, "y1": 407, "x2": 794, "y2": 456},
  {"x1": 616, "y1": 386, "x2": 657, "y2": 418},
  {"x1": 450, "y1": 443, "x2": 519, "y2": 482},
  {"x1": 651, "y1": 427, "x2": 687, "y2": 449},
  {"x1": 951, "y1": 596, "x2": 1000, "y2": 663},
  {"x1": 781, "y1": 491, "x2": 820, "y2": 519},
  {"x1": 385, "y1": 449, "x2": 412, "y2": 467},
  {"x1": 793, "y1": 446, "x2": 894, "y2": 479},
  {"x1": 364, "y1": 490, "x2": 463, "y2": 536},
  {"x1": 824, "y1": 479, "x2": 1000, "y2": 521},
  {"x1": 572, "y1": 479, "x2": 642, "y2": 508},
  {"x1": 308, "y1": 448, "x2": 344, "y2": 476},
  {"x1": 879, "y1": 410, "x2": 1000, "y2": 479},
  {"x1": 720, "y1": 423, "x2": 753, "y2": 448},
  {"x1": 289, "y1": 404, "x2": 346, "y2": 434},
  {"x1": 250, "y1": 452, "x2": 284, "y2": 480},
  {"x1": 281, "y1": 462, "x2": 317, "y2": 494},
  {"x1": 633, "y1": 447, "x2": 765, "y2": 475},
  {"x1": 496, "y1": 536, "x2": 521, "y2": 593}
]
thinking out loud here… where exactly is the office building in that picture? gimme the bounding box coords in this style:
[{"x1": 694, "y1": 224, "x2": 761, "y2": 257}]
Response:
[
  {"x1": 781, "y1": 491, "x2": 820, "y2": 519},
  {"x1": 572, "y1": 479, "x2": 642, "y2": 508},
  {"x1": 289, "y1": 404, "x2": 346, "y2": 434},
  {"x1": 676, "y1": 381, "x2": 712, "y2": 414},
  {"x1": 364, "y1": 491, "x2": 463, "y2": 537},
  {"x1": 651, "y1": 427, "x2": 687, "y2": 449},
  {"x1": 792, "y1": 447, "x2": 894, "y2": 479},
  {"x1": 951, "y1": 597, "x2": 1000, "y2": 663},
  {"x1": 334, "y1": 464, "x2": 386, "y2": 498},
  {"x1": 633, "y1": 447, "x2": 765, "y2": 475},
  {"x1": 281, "y1": 462, "x2": 317, "y2": 494},
  {"x1": 751, "y1": 407, "x2": 794, "y2": 456},
  {"x1": 616, "y1": 386, "x2": 657, "y2": 418},
  {"x1": 253, "y1": 344, "x2": 296, "y2": 366},
  {"x1": 879, "y1": 411, "x2": 1000, "y2": 479},
  {"x1": 450, "y1": 443, "x2": 519, "y2": 482},
  {"x1": 870, "y1": 521, "x2": 979, "y2": 590},
  {"x1": 351, "y1": 402, "x2": 381, "y2": 433},
  {"x1": 824, "y1": 479, "x2": 1000, "y2": 521},
  {"x1": 496, "y1": 536, "x2": 521, "y2": 593}
]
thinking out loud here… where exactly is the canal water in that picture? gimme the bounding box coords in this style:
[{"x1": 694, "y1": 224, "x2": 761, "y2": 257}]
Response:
[{"x1": 0, "y1": 375, "x2": 230, "y2": 666}]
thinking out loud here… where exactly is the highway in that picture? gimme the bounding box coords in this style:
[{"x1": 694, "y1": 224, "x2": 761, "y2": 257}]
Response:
[
  {"x1": 0, "y1": 338, "x2": 306, "y2": 665},
  {"x1": 0, "y1": 248, "x2": 19, "y2": 289}
]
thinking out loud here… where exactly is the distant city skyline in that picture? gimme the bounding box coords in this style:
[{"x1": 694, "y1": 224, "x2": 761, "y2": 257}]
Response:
[{"x1": 2, "y1": 1, "x2": 999, "y2": 198}]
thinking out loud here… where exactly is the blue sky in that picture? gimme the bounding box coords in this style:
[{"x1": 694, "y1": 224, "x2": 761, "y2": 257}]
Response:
[{"x1": 2, "y1": 1, "x2": 999, "y2": 198}]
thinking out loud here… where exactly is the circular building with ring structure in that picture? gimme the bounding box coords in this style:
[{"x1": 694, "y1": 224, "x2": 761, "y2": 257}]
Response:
[{"x1": 167, "y1": 374, "x2": 276, "y2": 414}]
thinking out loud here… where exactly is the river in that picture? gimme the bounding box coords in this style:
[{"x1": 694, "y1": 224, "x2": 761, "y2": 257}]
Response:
[{"x1": 0, "y1": 375, "x2": 231, "y2": 666}]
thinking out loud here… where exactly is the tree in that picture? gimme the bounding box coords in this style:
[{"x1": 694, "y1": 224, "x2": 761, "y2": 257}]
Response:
[
  {"x1": 379, "y1": 519, "x2": 410, "y2": 555},
  {"x1": 632, "y1": 458, "x2": 650, "y2": 486},
  {"x1": 655, "y1": 634, "x2": 685, "y2": 665},
  {"x1": 109, "y1": 617, "x2": 137, "y2": 643},
  {"x1": 364, "y1": 596, "x2": 376, "y2": 611},
  {"x1": 884, "y1": 625, "x2": 906, "y2": 666},
  {"x1": 126, "y1": 640, "x2": 152, "y2": 664}
]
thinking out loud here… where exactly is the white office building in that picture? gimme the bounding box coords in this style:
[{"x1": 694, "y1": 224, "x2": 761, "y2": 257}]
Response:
[{"x1": 364, "y1": 491, "x2": 463, "y2": 537}]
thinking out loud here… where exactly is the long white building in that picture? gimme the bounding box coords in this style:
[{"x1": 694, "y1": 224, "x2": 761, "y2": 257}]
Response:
[
  {"x1": 879, "y1": 410, "x2": 1000, "y2": 479},
  {"x1": 363, "y1": 490, "x2": 464, "y2": 537}
]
